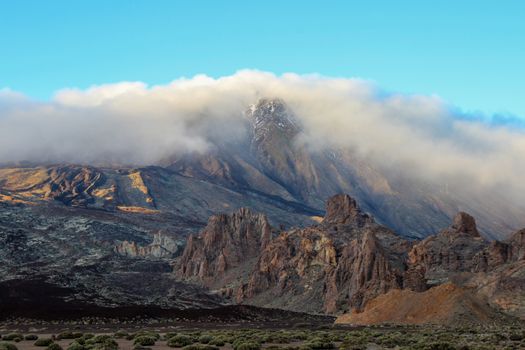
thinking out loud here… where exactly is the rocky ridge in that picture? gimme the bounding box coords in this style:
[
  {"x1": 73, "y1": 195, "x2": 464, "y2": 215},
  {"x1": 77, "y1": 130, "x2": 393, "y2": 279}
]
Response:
[{"x1": 175, "y1": 194, "x2": 525, "y2": 323}]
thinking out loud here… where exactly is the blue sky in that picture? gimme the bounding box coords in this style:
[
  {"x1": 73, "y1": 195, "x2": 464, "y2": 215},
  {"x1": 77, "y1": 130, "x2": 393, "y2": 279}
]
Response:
[{"x1": 1, "y1": 0, "x2": 524, "y2": 117}]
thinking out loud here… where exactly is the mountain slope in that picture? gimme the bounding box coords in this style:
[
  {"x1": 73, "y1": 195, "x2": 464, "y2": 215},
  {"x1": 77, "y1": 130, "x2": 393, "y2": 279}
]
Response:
[{"x1": 168, "y1": 98, "x2": 525, "y2": 239}]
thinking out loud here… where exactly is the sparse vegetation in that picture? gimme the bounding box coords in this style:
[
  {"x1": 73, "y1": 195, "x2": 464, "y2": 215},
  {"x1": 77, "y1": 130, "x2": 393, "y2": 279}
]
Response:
[
  {"x1": 47, "y1": 344, "x2": 63, "y2": 350},
  {"x1": 57, "y1": 332, "x2": 83, "y2": 340},
  {"x1": 0, "y1": 325, "x2": 520, "y2": 350},
  {"x1": 67, "y1": 342, "x2": 85, "y2": 350},
  {"x1": 1, "y1": 335, "x2": 22, "y2": 342},
  {"x1": 34, "y1": 339, "x2": 54, "y2": 347},
  {"x1": 182, "y1": 345, "x2": 219, "y2": 350},
  {"x1": 0, "y1": 343, "x2": 18, "y2": 350},
  {"x1": 168, "y1": 335, "x2": 194, "y2": 348},
  {"x1": 133, "y1": 336, "x2": 156, "y2": 346}
]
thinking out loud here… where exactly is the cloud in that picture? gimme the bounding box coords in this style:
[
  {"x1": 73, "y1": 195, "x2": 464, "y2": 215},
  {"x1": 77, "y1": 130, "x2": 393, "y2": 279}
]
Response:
[{"x1": 1, "y1": 70, "x2": 524, "y2": 205}]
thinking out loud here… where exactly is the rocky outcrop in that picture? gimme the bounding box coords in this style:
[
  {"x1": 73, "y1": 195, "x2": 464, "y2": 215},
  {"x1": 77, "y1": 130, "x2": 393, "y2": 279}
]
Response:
[
  {"x1": 115, "y1": 232, "x2": 180, "y2": 259},
  {"x1": 404, "y1": 212, "x2": 488, "y2": 289},
  {"x1": 174, "y1": 194, "x2": 525, "y2": 321},
  {"x1": 322, "y1": 194, "x2": 373, "y2": 227},
  {"x1": 174, "y1": 208, "x2": 272, "y2": 285},
  {"x1": 335, "y1": 283, "x2": 513, "y2": 326},
  {"x1": 175, "y1": 194, "x2": 409, "y2": 314}
]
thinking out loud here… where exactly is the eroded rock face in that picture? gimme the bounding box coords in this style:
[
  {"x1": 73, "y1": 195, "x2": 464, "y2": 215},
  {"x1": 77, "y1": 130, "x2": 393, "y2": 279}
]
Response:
[
  {"x1": 115, "y1": 232, "x2": 180, "y2": 259},
  {"x1": 176, "y1": 194, "x2": 408, "y2": 314},
  {"x1": 323, "y1": 194, "x2": 373, "y2": 227},
  {"x1": 174, "y1": 208, "x2": 272, "y2": 284},
  {"x1": 451, "y1": 212, "x2": 480, "y2": 237},
  {"x1": 174, "y1": 194, "x2": 525, "y2": 320},
  {"x1": 405, "y1": 212, "x2": 488, "y2": 289}
]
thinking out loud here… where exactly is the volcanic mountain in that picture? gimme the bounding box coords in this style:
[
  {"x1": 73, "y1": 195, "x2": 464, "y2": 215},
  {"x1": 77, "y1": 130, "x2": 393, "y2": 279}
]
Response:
[
  {"x1": 1, "y1": 98, "x2": 523, "y2": 239},
  {"x1": 0, "y1": 98, "x2": 524, "y2": 324}
]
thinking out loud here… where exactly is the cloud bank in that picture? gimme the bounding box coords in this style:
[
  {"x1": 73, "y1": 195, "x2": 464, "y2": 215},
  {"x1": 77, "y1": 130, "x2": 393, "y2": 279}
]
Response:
[{"x1": 1, "y1": 70, "x2": 525, "y2": 203}]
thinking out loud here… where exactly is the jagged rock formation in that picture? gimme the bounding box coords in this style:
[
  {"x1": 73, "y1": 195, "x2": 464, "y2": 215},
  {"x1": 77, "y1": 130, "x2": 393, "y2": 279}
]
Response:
[
  {"x1": 323, "y1": 194, "x2": 374, "y2": 226},
  {"x1": 175, "y1": 194, "x2": 525, "y2": 322},
  {"x1": 404, "y1": 212, "x2": 488, "y2": 290},
  {"x1": 115, "y1": 231, "x2": 180, "y2": 259},
  {"x1": 176, "y1": 194, "x2": 409, "y2": 314},
  {"x1": 175, "y1": 208, "x2": 272, "y2": 284}
]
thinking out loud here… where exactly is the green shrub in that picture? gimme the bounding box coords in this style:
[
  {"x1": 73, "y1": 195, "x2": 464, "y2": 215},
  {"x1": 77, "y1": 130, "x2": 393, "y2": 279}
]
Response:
[
  {"x1": 233, "y1": 341, "x2": 261, "y2": 350},
  {"x1": 83, "y1": 335, "x2": 118, "y2": 350},
  {"x1": 2, "y1": 335, "x2": 22, "y2": 342},
  {"x1": 87, "y1": 340, "x2": 118, "y2": 350},
  {"x1": 164, "y1": 333, "x2": 178, "y2": 341},
  {"x1": 67, "y1": 342, "x2": 85, "y2": 350},
  {"x1": 35, "y1": 339, "x2": 54, "y2": 347},
  {"x1": 168, "y1": 335, "x2": 194, "y2": 348},
  {"x1": 25, "y1": 335, "x2": 39, "y2": 341},
  {"x1": 198, "y1": 335, "x2": 213, "y2": 344},
  {"x1": 208, "y1": 337, "x2": 226, "y2": 347},
  {"x1": 133, "y1": 336, "x2": 156, "y2": 347},
  {"x1": 113, "y1": 332, "x2": 128, "y2": 339},
  {"x1": 47, "y1": 344, "x2": 63, "y2": 350},
  {"x1": 304, "y1": 339, "x2": 335, "y2": 350},
  {"x1": 0, "y1": 342, "x2": 18, "y2": 350},
  {"x1": 92, "y1": 336, "x2": 113, "y2": 343},
  {"x1": 57, "y1": 333, "x2": 83, "y2": 340},
  {"x1": 424, "y1": 343, "x2": 456, "y2": 350},
  {"x1": 181, "y1": 345, "x2": 219, "y2": 350},
  {"x1": 133, "y1": 332, "x2": 160, "y2": 341},
  {"x1": 338, "y1": 344, "x2": 366, "y2": 350}
]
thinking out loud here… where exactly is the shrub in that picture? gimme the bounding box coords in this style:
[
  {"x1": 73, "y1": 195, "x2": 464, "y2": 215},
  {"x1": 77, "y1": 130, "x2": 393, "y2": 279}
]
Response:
[
  {"x1": 25, "y1": 335, "x2": 39, "y2": 341},
  {"x1": 113, "y1": 332, "x2": 128, "y2": 339},
  {"x1": 208, "y1": 337, "x2": 226, "y2": 347},
  {"x1": 233, "y1": 341, "x2": 261, "y2": 350},
  {"x1": 133, "y1": 336, "x2": 156, "y2": 347},
  {"x1": 87, "y1": 340, "x2": 118, "y2": 350},
  {"x1": 0, "y1": 342, "x2": 18, "y2": 350},
  {"x1": 57, "y1": 333, "x2": 83, "y2": 340},
  {"x1": 424, "y1": 343, "x2": 456, "y2": 350},
  {"x1": 47, "y1": 344, "x2": 63, "y2": 350},
  {"x1": 168, "y1": 335, "x2": 194, "y2": 348},
  {"x1": 2, "y1": 335, "x2": 22, "y2": 342},
  {"x1": 164, "y1": 333, "x2": 178, "y2": 341},
  {"x1": 83, "y1": 335, "x2": 118, "y2": 350},
  {"x1": 198, "y1": 335, "x2": 213, "y2": 344},
  {"x1": 509, "y1": 333, "x2": 523, "y2": 341},
  {"x1": 92, "y1": 336, "x2": 113, "y2": 343},
  {"x1": 67, "y1": 342, "x2": 85, "y2": 350},
  {"x1": 182, "y1": 346, "x2": 219, "y2": 350},
  {"x1": 339, "y1": 345, "x2": 366, "y2": 350},
  {"x1": 35, "y1": 339, "x2": 54, "y2": 347},
  {"x1": 304, "y1": 339, "x2": 335, "y2": 350},
  {"x1": 133, "y1": 332, "x2": 160, "y2": 341}
]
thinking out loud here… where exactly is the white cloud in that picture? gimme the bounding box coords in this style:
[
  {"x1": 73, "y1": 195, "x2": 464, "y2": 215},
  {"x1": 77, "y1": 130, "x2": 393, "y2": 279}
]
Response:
[{"x1": 0, "y1": 70, "x2": 524, "y2": 205}]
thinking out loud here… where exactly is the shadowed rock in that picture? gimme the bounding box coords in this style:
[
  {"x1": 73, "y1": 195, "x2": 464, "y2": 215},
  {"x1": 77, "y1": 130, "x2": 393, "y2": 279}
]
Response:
[{"x1": 323, "y1": 194, "x2": 373, "y2": 227}]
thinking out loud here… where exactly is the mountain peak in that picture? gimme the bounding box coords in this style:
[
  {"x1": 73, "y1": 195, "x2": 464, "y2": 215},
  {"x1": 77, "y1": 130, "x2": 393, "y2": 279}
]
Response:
[
  {"x1": 323, "y1": 194, "x2": 373, "y2": 226},
  {"x1": 247, "y1": 98, "x2": 300, "y2": 139}
]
